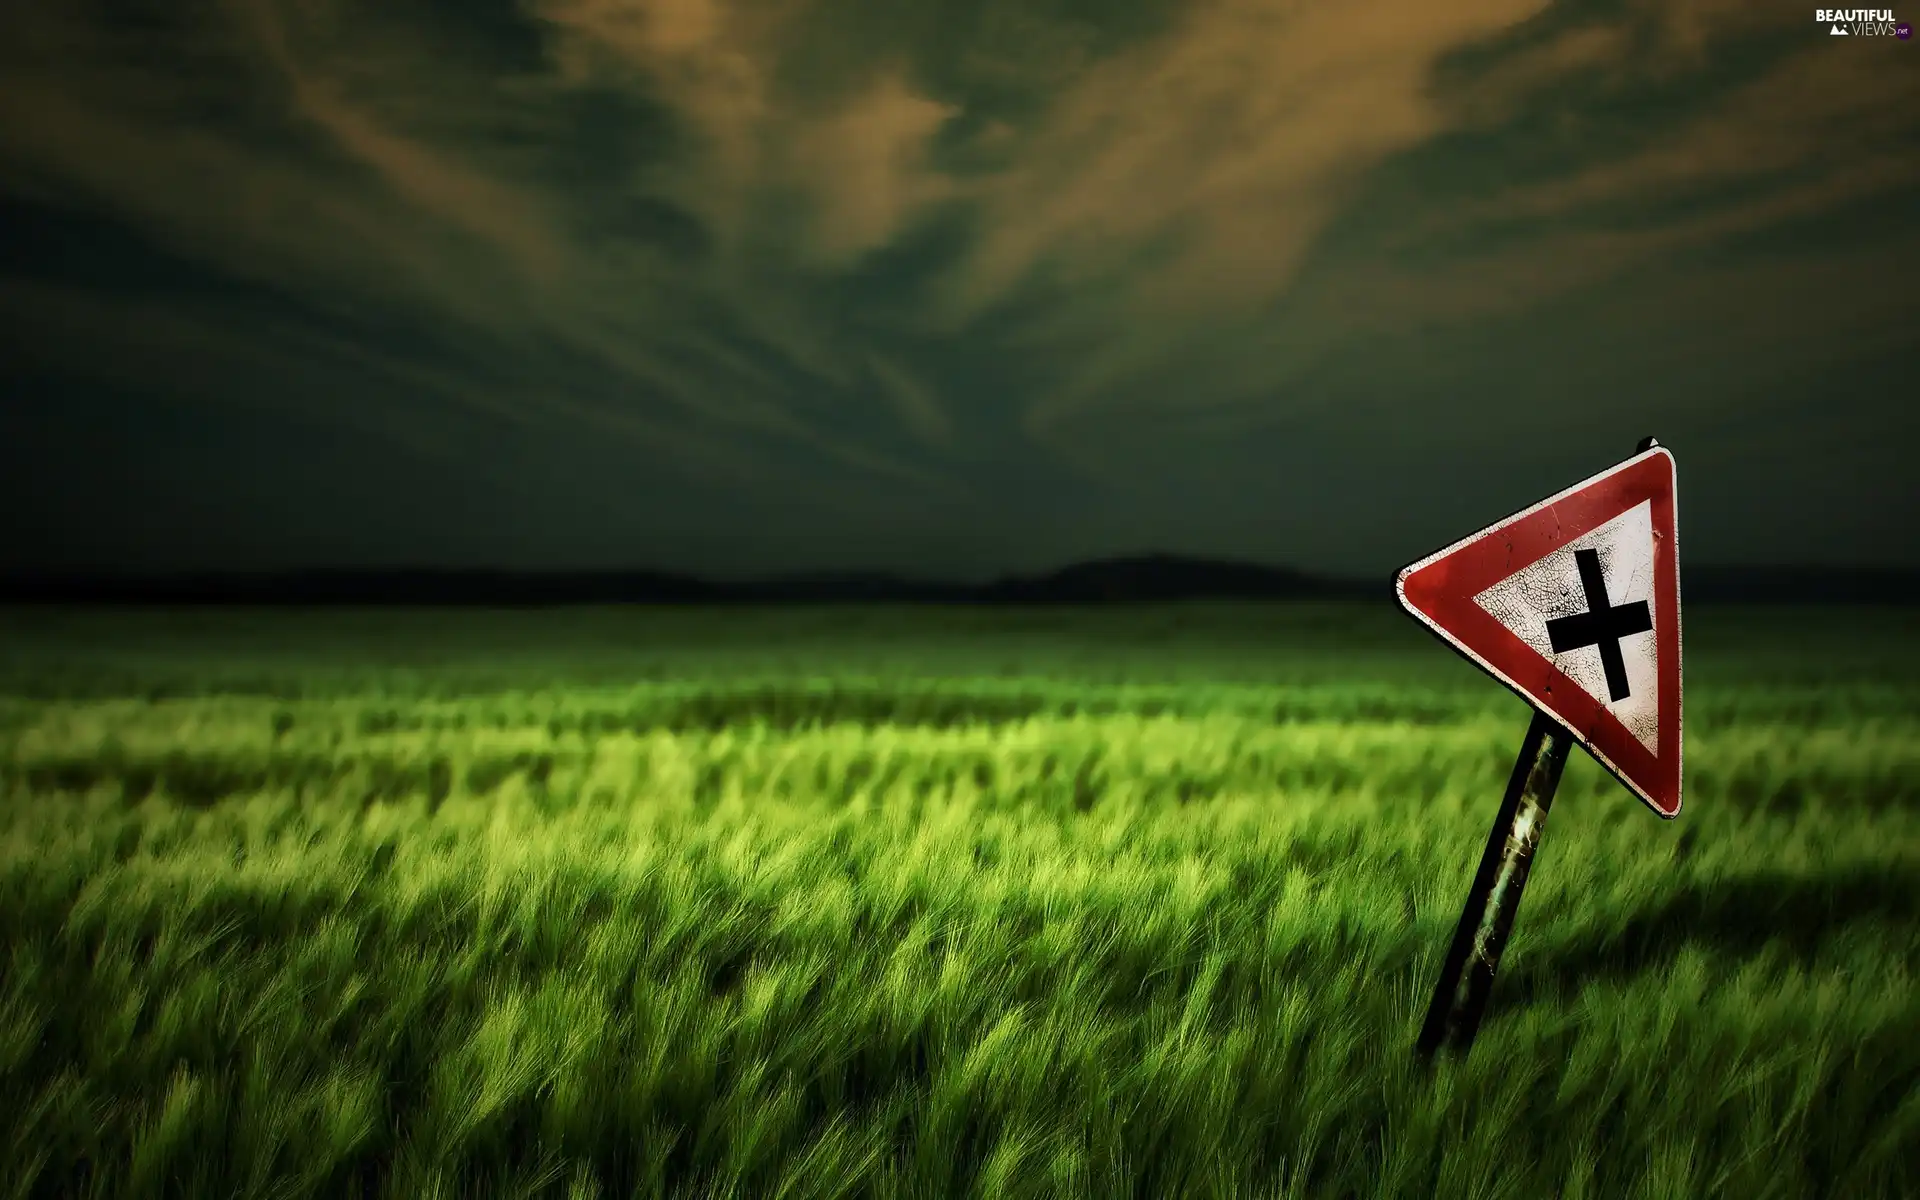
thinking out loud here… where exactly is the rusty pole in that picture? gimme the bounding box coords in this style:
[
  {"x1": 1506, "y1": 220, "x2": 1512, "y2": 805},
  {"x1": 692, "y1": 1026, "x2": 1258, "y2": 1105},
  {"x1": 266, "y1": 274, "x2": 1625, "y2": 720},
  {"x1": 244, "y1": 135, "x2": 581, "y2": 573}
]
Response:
[{"x1": 1416, "y1": 709, "x2": 1572, "y2": 1058}]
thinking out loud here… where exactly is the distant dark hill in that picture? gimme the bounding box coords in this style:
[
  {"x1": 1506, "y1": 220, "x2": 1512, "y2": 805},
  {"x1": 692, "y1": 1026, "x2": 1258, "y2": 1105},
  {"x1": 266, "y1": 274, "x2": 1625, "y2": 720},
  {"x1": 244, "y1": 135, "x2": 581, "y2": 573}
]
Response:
[
  {"x1": 979, "y1": 554, "x2": 1344, "y2": 603},
  {"x1": 734, "y1": 572, "x2": 976, "y2": 604},
  {"x1": 0, "y1": 557, "x2": 1914, "y2": 606},
  {"x1": 0, "y1": 569, "x2": 719, "y2": 607},
  {"x1": 0, "y1": 556, "x2": 1332, "y2": 606}
]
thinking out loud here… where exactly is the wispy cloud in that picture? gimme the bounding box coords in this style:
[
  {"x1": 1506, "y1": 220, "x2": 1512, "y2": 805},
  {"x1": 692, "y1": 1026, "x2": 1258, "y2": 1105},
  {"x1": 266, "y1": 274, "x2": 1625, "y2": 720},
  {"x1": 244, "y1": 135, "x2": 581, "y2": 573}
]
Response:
[
  {"x1": 232, "y1": 0, "x2": 573, "y2": 289},
  {"x1": 527, "y1": 0, "x2": 963, "y2": 268},
  {"x1": 2, "y1": 0, "x2": 1914, "y2": 545},
  {"x1": 956, "y1": 0, "x2": 1919, "y2": 443},
  {"x1": 867, "y1": 353, "x2": 954, "y2": 448},
  {"x1": 941, "y1": 0, "x2": 1552, "y2": 320}
]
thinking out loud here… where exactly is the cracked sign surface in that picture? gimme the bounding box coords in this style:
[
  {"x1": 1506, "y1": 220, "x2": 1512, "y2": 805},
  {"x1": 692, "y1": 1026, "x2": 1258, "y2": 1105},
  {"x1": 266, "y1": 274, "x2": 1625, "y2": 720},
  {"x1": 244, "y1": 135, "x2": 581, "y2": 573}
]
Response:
[
  {"x1": 1395, "y1": 447, "x2": 1682, "y2": 817},
  {"x1": 1475, "y1": 501, "x2": 1658, "y2": 753}
]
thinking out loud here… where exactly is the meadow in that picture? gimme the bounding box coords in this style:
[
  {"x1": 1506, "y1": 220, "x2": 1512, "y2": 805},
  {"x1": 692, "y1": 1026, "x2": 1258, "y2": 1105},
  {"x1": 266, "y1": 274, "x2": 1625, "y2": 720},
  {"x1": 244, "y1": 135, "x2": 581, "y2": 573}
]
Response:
[{"x1": 0, "y1": 602, "x2": 1914, "y2": 1199}]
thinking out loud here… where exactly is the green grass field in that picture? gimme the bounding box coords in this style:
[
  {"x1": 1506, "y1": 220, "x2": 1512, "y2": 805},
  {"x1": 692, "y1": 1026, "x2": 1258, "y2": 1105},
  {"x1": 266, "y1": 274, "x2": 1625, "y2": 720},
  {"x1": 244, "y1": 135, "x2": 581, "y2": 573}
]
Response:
[{"x1": 1, "y1": 603, "x2": 1915, "y2": 1199}]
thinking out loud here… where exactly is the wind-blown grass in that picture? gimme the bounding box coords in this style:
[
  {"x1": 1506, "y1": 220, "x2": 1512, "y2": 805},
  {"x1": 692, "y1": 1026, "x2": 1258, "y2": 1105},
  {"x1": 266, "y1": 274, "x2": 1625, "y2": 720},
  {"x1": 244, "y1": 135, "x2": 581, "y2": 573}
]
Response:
[{"x1": 0, "y1": 603, "x2": 1915, "y2": 1198}]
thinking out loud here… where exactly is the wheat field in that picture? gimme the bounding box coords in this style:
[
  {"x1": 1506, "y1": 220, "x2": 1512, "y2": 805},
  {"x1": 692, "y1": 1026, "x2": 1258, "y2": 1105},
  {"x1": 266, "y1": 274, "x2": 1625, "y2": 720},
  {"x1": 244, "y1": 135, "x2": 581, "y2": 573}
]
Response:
[{"x1": 0, "y1": 603, "x2": 1915, "y2": 1198}]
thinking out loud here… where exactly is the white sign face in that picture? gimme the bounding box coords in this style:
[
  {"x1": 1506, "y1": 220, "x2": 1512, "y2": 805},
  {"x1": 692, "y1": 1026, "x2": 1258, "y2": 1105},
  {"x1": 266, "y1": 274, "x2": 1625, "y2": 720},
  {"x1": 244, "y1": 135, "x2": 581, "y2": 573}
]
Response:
[{"x1": 1472, "y1": 500, "x2": 1661, "y2": 753}]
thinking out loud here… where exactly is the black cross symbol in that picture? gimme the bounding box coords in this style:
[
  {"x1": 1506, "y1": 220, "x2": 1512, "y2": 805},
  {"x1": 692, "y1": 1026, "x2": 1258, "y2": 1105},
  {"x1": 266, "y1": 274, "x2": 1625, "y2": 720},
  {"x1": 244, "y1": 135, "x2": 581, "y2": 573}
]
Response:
[{"x1": 1545, "y1": 548, "x2": 1653, "y2": 703}]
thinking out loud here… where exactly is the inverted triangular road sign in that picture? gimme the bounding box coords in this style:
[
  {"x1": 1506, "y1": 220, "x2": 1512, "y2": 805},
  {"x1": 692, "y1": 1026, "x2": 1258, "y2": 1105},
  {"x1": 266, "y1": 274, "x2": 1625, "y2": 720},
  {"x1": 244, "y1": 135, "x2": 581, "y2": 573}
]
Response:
[{"x1": 1395, "y1": 445, "x2": 1682, "y2": 816}]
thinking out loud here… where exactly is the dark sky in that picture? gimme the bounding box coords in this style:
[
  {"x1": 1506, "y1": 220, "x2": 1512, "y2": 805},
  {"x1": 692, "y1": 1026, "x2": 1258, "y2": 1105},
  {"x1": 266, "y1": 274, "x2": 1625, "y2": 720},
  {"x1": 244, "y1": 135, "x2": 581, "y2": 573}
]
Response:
[{"x1": 2, "y1": 0, "x2": 1915, "y2": 581}]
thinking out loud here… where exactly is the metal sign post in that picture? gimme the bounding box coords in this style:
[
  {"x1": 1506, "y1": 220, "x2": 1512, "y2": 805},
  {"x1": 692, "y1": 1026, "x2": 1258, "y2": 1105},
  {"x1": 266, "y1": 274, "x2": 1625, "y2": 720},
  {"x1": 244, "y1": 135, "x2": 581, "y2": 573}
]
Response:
[
  {"x1": 1396, "y1": 437, "x2": 1683, "y2": 1059},
  {"x1": 1416, "y1": 711, "x2": 1570, "y2": 1056}
]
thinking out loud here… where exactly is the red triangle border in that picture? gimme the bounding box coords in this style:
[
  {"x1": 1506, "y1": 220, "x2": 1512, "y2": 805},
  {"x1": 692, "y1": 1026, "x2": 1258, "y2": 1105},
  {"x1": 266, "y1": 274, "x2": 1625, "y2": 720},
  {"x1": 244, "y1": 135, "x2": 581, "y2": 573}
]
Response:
[{"x1": 1394, "y1": 447, "x2": 1683, "y2": 817}]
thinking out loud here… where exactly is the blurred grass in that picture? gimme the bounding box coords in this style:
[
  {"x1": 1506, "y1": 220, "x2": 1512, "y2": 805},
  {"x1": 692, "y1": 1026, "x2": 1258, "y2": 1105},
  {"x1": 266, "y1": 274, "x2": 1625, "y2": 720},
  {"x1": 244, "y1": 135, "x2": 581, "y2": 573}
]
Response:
[{"x1": 0, "y1": 602, "x2": 1915, "y2": 1198}]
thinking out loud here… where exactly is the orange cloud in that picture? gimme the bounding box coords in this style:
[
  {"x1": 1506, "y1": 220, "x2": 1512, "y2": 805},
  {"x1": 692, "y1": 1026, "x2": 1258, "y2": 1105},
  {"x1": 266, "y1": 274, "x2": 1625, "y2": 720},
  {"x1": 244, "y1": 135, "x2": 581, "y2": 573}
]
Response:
[
  {"x1": 1002, "y1": 15, "x2": 1919, "y2": 440},
  {"x1": 1358, "y1": 45, "x2": 1920, "y2": 335},
  {"x1": 528, "y1": 0, "x2": 958, "y2": 268},
  {"x1": 1459, "y1": 51, "x2": 1917, "y2": 229},
  {"x1": 232, "y1": 0, "x2": 571, "y2": 288},
  {"x1": 784, "y1": 73, "x2": 958, "y2": 266},
  {"x1": 1441, "y1": 25, "x2": 1630, "y2": 127},
  {"x1": 926, "y1": 0, "x2": 1553, "y2": 437}
]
